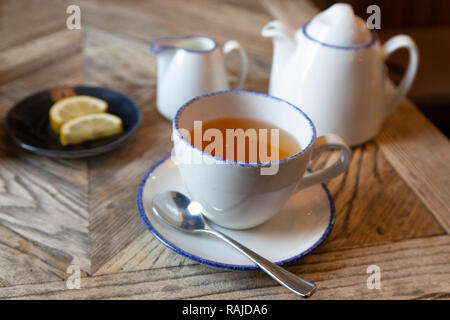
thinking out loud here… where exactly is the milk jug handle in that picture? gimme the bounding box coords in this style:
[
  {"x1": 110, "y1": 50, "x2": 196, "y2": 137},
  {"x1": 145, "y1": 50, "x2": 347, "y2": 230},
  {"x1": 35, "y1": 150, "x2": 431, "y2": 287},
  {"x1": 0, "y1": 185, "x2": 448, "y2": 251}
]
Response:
[
  {"x1": 222, "y1": 40, "x2": 248, "y2": 90},
  {"x1": 382, "y1": 35, "x2": 419, "y2": 117}
]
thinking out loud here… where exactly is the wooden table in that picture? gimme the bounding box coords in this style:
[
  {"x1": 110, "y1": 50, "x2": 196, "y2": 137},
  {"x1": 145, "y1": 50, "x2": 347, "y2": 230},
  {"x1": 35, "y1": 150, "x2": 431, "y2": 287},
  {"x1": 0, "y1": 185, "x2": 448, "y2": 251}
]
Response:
[{"x1": 0, "y1": 0, "x2": 449, "y2": 300}]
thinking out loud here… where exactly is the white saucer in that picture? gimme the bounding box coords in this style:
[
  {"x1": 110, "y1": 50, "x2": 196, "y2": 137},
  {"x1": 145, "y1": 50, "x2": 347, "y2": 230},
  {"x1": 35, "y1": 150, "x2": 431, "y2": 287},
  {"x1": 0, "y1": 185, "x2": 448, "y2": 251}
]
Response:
[{"x1": 137, "y1": 154, "x2": 335, "y2": 270}]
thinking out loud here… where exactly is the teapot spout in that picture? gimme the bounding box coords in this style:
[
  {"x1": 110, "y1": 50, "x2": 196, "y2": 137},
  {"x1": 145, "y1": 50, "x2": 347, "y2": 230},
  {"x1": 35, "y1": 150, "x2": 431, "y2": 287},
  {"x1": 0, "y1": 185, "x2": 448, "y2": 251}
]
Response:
[{"x1": 262, "y1": 20, "x2": 296, "y2": 92}]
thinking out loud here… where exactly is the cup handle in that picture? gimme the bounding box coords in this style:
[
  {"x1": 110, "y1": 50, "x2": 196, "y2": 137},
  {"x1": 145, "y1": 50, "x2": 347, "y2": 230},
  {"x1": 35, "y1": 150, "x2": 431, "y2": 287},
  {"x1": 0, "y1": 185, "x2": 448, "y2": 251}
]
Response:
[
  {"x1": 382, "y1": 35, "x2": 419, "y2": 117},
  {"x1": 296, "y1": 134, "x2": 351, "y2": 191},
  {"x1": 222, "y1": 40, "x2": 248, "y2": 90}
]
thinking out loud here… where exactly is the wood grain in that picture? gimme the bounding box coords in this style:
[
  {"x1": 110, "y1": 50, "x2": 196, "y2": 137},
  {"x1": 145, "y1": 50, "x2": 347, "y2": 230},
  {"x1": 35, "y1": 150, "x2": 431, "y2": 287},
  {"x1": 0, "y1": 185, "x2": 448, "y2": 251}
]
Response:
[
  {"x1": 0, "y1": 23, "x2": 90, "y2": 283},
  {"x1": 0, "y1": 0, "x2": 448, "y2": 299},
  {"x1": 0, "y1": 29, "x2": 83, "y2": 85},
  {"x1": 0, "y1": 235, "x2": 447, "y2": 299},
  {"x1": 0, "y1": 0, "x2": 70, "y2": 51},
  {"x1": 376, "y1": 100, "x2": 450, "y2": 233},
  {"x1": 315, "y1": 141, "x2": 444, "y2": 251},
  {"x1": 0, "y1": 146, "x2": 90, "y2": 279},
  {"x1": 88, "y1": 97, "x2": 172, "y2": 274},
  {"x1": 0, "y1": 53, "x2": 84, "y2": 95}
]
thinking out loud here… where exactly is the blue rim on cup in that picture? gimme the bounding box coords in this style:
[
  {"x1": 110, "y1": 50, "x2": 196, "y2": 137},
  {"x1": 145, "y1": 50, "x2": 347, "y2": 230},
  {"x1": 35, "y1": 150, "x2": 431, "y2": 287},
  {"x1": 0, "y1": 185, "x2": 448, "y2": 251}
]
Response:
[{"x1": 172, "y1": 90, "x2": 317, "y2": 168}]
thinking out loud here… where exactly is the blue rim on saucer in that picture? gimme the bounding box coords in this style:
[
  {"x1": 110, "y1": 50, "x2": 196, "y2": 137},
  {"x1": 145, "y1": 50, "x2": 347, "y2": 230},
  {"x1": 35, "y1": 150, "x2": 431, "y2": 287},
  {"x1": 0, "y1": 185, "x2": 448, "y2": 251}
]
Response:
[
  {"x1": 5, "y1": 86, "x2": 141, "y2": 158},
  {"x1": 137, "y1": 154, "x2": 336, "y2": 271}
]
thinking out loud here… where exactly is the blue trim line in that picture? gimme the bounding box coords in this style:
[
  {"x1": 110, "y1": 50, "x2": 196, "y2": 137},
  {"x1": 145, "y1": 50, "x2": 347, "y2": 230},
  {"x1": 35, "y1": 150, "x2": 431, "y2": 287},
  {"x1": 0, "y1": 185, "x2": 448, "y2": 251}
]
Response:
[
  {"x1": 173, "y1": 90, "x2": 317, "y2": 168},
  {"x1": 136, "y1": 154, "x2": 336, "y2": 271},
  {"x1": 302, "y1": 21, "x2": 377, "y2": 51},
  {"x1": 150, "y1": 36, "x2": 218, "y2": 54}
]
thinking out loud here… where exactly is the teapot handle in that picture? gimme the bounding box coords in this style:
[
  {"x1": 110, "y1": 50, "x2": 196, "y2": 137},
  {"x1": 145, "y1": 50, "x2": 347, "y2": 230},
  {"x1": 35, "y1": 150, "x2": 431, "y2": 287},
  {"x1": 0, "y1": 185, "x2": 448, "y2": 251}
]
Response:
[
  {"x1": 223, "y1": 40, "x2": 248, "y2": 90},
  {"x1": 382, "y1": 35, "x2": 419, "y2": 117}
]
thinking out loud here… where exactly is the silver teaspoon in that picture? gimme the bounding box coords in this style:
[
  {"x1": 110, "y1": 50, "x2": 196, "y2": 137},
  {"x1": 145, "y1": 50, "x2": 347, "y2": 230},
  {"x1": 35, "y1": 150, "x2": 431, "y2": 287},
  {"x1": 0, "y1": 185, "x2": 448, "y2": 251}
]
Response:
[{"x1": 152, "y1": 191, "x2": 317, "y2": 298}]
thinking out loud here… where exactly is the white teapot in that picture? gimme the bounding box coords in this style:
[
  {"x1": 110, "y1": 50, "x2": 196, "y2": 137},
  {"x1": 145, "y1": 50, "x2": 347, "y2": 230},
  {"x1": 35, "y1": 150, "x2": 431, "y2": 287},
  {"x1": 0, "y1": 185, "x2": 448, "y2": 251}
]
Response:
[{"x1": 262, "y1": 3, "x2": 419, "y2": 146}]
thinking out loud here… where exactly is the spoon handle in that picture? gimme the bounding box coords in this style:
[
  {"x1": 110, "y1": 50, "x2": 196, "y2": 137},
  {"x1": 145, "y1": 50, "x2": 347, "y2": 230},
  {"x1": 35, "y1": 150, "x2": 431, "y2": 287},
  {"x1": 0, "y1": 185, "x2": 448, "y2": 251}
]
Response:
[{"x1": 204, "y1": 229, "x2": 316, "y2": 298}]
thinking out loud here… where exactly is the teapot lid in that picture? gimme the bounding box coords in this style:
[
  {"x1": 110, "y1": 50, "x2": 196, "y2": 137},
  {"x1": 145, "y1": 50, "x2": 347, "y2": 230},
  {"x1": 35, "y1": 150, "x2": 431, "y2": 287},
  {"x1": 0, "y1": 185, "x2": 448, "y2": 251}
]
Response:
[{"x1": 303, "y1": 3, "x2": 374, "y2": 48}]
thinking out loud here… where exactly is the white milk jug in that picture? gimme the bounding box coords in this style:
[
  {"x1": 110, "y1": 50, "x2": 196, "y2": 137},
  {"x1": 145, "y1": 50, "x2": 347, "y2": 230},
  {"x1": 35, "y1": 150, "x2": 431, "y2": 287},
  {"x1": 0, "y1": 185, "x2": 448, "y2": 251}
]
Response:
[{"x1": 150, "y1": 36, "x2": 248, "y2": 120}]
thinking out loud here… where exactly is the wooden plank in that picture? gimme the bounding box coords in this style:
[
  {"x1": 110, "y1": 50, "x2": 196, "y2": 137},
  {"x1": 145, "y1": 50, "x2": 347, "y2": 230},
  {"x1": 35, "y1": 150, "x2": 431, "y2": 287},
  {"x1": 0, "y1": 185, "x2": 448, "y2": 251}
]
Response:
[
  {"x1": 0, "y1": 146, "x2": 90, "y2": 282},
  {"x1": 87, "y1": 99, "x2": 173, "y2": 274},
  {"x1": 81, "y1": 25, "x2": 173, "y2": 274},
  {"x1": 83, "y1": 27, "x2": 156, "y2": 93},
  {"x1": 0, "y1": 21, "x2": 90, "y2": 286},
  {"x1": 0, "y1": 29, "x2": 83, "y2": 85},
  {"x1": 0, "y1": 47, "x2": 89, "y2": 284},
  {"x1": 0, "y1": 223, "x2": 77, "y2": 287},
  {"x1": 93, "y1": 228, "x2": 192, "y2": 276},
  {"x1": 79, "y1": 0, "x2": 271, "y2": 47},
  {"x1": 315, "y1": 141, "x2": 444, "y2": 251},
  {"x1": 87, "y1": 96, "x2": 173, "y2": 274},
  {"x1": 0, "y1": 95, "x2": 15, "y2": 119},
  {"x1": 0, "y1": 53, "x2": 83, "y2": 95},
  {"x1": 376, "y1": 100, "x2": 450, "y2": 233},
  {"x1": 0, "y1": 235, "x2": 448, "y2": 299},
  {"x1": 0, "y1": 0, "x2": 70, "y2": 51}
]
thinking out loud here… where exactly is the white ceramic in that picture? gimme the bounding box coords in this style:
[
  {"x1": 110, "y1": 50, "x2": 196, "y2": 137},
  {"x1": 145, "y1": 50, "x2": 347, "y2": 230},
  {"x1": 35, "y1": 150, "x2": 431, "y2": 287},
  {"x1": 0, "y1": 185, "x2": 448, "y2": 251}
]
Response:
[
  {"x1": 262, "y1": 3, "x2": 419, "y2": 146},
  {"x1": 172, "y1": 90, "x2": 351, "y2": 230},
  {"x1": 137, "y1": 154, "x2": 335, "y2": 269},
  {"x1": 150, "y1": 36, "x2": 248, "y2": 120}
]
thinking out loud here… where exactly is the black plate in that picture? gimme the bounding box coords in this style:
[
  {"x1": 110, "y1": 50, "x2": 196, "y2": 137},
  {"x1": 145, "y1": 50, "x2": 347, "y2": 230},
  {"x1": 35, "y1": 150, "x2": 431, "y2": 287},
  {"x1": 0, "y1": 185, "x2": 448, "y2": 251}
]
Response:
[{"x1": 5, "y1": 86, "x2": 141, "y2": 158}]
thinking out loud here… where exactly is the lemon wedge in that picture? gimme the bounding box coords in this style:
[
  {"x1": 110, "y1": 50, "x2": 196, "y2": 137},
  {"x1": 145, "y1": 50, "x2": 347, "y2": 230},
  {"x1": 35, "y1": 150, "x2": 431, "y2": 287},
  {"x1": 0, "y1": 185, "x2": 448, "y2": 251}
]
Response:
[
  {"x1": 60, "y1": 113, "x2": 123, "y2": 146},
  {"x1": 49, "y1": 95, "x2": 108, "y2": 134}
]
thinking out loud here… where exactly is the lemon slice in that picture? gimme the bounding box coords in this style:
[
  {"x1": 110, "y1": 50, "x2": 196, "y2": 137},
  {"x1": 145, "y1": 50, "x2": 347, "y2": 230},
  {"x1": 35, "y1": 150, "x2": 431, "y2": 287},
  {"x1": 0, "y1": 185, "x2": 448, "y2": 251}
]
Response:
[
  {"x1": 49, "y1": 95, "x2": 108, "y2": 134},
  {"x1": 60, "y1": 113, "x2": 123, "y2": 146}
]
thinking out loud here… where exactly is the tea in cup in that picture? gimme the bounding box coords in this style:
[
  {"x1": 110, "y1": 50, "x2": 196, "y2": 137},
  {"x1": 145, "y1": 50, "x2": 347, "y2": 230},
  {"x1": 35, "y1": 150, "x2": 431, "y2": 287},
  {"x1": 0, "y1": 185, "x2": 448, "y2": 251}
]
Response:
[{"x1": 173, "y1": 90, "x2": 351, "y2": 229}]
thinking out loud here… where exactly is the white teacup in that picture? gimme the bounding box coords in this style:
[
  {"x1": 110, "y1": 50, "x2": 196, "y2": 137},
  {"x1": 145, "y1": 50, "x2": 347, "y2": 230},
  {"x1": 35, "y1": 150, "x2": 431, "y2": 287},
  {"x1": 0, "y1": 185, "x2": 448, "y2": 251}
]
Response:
[{"x1": 172, "y1": 91, "x2": 351, "y2": 229}]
